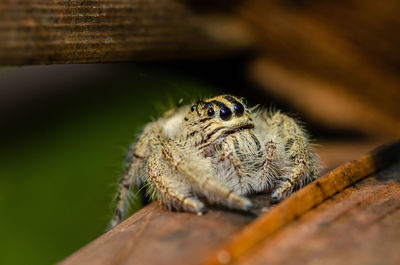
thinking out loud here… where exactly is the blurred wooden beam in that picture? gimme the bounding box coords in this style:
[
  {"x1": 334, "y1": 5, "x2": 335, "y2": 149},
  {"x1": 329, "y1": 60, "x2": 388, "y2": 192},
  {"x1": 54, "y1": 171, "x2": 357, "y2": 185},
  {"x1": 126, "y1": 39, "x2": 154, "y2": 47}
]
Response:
[
  {"x1": 235, "y1": 0, "x2": 400, "y2": 137},
  {"x1": 249, "y1": 59, "x2": 400, "y2": 137},
  {"x1": 0, "y1": 0, "x2": 253, "y2": 65}
]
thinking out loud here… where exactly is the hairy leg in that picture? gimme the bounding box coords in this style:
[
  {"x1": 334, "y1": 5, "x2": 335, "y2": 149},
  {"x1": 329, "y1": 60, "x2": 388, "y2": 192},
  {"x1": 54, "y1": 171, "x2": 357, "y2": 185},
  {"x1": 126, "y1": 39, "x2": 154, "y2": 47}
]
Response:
[
  {"x1": 107, "y1": 122, "x2": 164, "y2": 231},
  {"x1": 255, "y1": 140, "x2": 280, "y2": 192},
  {"x1": 263, "y1": 111, "x2": 320, "y2": 202},
  {"x1": 161, "y1": 140, "x2": 252, "y2": 211},
  {"x1": 147, "y1": 153, "x2": 206, "y2": 214},
  {"x1": 219, "y1": 151, "x2": 246, "y2": 178}
]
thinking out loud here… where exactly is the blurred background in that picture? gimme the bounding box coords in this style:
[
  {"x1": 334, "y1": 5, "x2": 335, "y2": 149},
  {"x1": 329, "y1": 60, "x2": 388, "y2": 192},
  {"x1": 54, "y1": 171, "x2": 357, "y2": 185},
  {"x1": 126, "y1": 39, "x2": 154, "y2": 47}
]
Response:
[{"x1": 1, "y1": 0, "x2": 400, "y2": 264}]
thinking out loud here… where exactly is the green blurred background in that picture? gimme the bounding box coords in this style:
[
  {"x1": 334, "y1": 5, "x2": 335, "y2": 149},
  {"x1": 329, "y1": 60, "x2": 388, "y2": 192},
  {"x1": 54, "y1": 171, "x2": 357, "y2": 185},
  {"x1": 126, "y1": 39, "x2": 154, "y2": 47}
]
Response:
[{"x1": 0, "y1": 63, "x2": 226, "y2": 265}]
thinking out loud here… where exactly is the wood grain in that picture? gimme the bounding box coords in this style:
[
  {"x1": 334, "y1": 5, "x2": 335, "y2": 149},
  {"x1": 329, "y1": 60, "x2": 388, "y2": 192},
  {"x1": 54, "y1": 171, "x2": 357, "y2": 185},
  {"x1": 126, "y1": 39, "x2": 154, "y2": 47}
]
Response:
[
  {"x1": 237, "y1": 162, "x2": 400, "y2": 265},
  {"x1": 58, "y1": 194, "x2": 271, "y2": 265},
  {"x1": 206, "y1": 140, "x2": 400, "y2": 265},
  {"x1": 0, "y1": 0, "x2": 253, "y2": 65}
]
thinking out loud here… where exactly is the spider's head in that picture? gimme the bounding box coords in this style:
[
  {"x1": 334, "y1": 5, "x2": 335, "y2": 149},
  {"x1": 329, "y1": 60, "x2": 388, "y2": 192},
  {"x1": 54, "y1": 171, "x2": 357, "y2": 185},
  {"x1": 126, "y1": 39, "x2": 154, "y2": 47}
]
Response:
[{"x1": 184, "y1": 95, "x2": 254, "y2": 142}]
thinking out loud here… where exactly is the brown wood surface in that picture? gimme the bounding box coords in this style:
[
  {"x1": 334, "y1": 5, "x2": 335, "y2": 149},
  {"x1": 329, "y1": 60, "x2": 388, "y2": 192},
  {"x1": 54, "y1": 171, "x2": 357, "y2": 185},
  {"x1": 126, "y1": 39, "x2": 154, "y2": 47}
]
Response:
[
  {"x1": 58, "y1": 193, "x2": 271, "y2": 265},
  {"x1": 58, "y1": 139, "x2": 400, "y2": 265},
  {"x1": 236, "y1": 163, "x2": 400, "y2": 265},
  {"x1": 207, "y1": 140, "x2": 400, "y2": 264},
  {"x1": 0, "y1": 0, "x2": 253, "y2": 65}
]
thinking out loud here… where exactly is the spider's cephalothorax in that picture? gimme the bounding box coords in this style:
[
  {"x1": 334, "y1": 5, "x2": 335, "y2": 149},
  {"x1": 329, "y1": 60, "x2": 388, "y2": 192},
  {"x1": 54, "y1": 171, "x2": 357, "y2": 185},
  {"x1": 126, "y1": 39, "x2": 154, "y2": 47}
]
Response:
[{"x1": 107, "y1": 95, "x2": 320, "y2": 230}]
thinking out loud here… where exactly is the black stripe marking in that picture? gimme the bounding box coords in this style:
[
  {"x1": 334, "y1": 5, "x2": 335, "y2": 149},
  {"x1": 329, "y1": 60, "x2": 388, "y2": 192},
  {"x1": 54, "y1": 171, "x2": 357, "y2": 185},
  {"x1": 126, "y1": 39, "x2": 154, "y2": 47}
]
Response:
[
  {"x1": 249, "y1": 131, "x2": 261, "y2": 150},
  {"x1": 206, "y1": 127, "x2": 226, "y2": 140},
  {"x1": 197, "y1": 126, "x2": 226, "y2": 146},
  {"x1": 199, "y1": 117, "x2": 212, "y2": 123},
  {"x1": 225, "y1": 95, "x2": 240, "y2": 105},
  {"x1": 211, "y1": 100, "x2": 227, "y2": 109},
  {"x1": 285, "y1": 138, "x2": 295, "y2": 151},
  {"x1": 201, "y1": 102, "x2": 212, "y2": 110},
  {"x1": 232, "y1": 136, "x2": 240, "y2": 151},
  {"x1": 195, "y1": 100, "x2": 204, "y2": 116},
  {"x1": 232, "y1": 136, "x2": 246, "y2": 161},
  {"x1": 185, "y1": 131, "x2": 197, "y2": 142},
  {"x1": 203, "y1": 122, "x2": 215, "y2": 130}
]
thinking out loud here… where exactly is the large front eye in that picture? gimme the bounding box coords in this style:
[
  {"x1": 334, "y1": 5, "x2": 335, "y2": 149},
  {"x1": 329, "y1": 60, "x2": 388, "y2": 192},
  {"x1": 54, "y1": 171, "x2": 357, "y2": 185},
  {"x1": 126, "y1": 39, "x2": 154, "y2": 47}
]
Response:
[
  {"x1": 234, "y1": 103, "x2": 244, "y2": 117},
  {"x1": 219, "y1": 107, "x2": 232, "y2": 121}
]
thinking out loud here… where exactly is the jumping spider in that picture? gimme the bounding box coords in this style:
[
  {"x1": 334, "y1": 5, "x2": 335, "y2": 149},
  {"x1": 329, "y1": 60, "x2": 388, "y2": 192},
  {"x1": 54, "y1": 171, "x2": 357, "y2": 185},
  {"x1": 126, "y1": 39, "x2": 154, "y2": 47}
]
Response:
[{"x1": 107, "y1": 95, "x2": 320, "y2": 230}]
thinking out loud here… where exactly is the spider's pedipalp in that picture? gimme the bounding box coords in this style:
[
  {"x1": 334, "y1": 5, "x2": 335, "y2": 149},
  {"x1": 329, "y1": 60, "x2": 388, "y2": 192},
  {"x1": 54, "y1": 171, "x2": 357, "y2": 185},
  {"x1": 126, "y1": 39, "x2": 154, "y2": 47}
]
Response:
[
  {"x1": 161, "y1": 139, "x2": 253, "y2": 211},
  {"x1": 147, "y1": 152, "x2": 206, "y2": 214}
]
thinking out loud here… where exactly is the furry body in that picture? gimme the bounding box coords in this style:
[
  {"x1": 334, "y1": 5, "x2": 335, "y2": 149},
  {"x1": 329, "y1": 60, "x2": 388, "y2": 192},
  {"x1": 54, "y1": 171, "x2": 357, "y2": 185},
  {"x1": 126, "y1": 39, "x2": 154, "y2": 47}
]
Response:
[{"x1": 107, "y1": 95, "x2": 320, "y2": 230}]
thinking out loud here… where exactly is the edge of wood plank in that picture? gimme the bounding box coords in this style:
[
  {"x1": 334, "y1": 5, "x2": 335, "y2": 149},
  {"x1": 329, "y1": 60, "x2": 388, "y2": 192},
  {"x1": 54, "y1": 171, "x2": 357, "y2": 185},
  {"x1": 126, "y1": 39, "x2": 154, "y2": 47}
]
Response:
[{"x1": 205, "y1": 139, "x2": 400, "y2": 265}]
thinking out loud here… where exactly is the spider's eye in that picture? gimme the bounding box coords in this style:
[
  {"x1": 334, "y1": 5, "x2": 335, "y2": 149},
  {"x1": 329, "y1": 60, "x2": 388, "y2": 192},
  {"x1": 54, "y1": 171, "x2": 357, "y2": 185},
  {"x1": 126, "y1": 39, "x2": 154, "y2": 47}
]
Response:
[
  {"x1": 219, "y1": 107, "x2": 232, "y2": 121},
  {"x1": 191, "y1": 105, "x2": 195, "y2": 112},
  {"x1": 207, "y1": 108, "x2": 215, "y2": 117},
  {"x1": 233, "y1": 103, "x2": 244, "y2": 117}
]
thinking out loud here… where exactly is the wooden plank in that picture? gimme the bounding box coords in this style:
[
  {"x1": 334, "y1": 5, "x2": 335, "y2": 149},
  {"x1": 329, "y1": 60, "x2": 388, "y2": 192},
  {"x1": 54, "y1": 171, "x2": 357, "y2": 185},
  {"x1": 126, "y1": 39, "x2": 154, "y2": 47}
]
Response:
[
  {"x1": 0, "y1": 0, "x2": 253, "y2": 65},
  {"x1": 58, "y1": 194, "x2": 271, "y2": 265},
  {"x1": 58, "y1": 140, "x2": 400, "y2": 265},
  {"x1": 206, "y1": 140, "x2": 400, "y2": 265},
  {"x1": 235, "y1": 161, "x2": 400, "y2": 265}
]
